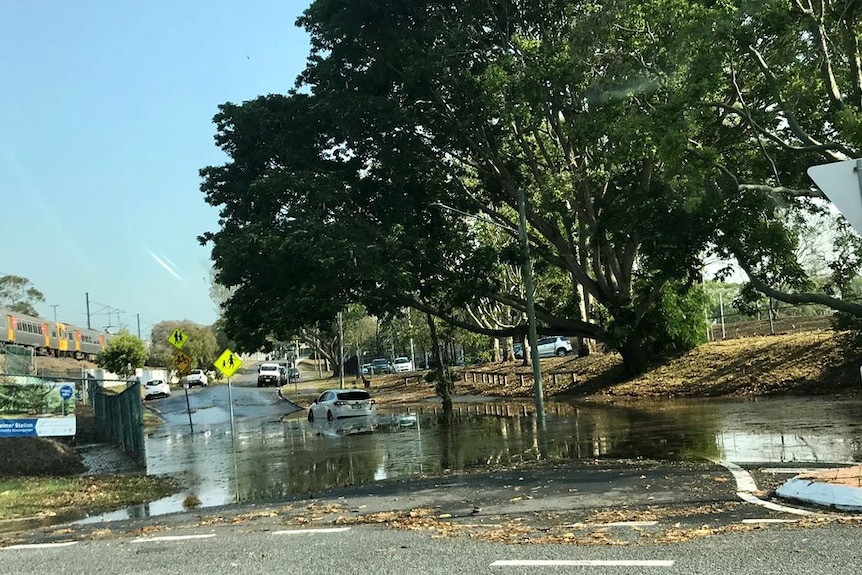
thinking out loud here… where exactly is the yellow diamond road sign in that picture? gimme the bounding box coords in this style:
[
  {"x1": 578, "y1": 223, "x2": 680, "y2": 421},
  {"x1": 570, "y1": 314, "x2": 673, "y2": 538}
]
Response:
[
  {"x1": 172, "y1": 350, "x2": 192, "y2": 372},
  {"x1": 215, "y1": 348, "x2": 242, "y2": 378},
  {"x1": 168, "y1": 328, "x2": 188, "y2": 350}
]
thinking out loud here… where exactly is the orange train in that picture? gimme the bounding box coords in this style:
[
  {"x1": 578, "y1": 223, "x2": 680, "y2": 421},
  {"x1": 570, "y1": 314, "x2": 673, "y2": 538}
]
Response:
[{"x1": 1, "y1": 306, "x2": 111, "y2": 361}]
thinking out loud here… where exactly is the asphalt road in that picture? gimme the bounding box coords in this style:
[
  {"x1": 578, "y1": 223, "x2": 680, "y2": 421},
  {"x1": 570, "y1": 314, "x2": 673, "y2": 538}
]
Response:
[
  {"x1": 2, "y1": 521, "x2": 861, "y2": 575},
  {"x1": 148, "y1": 363, "x2": 302, "y2": 426}
]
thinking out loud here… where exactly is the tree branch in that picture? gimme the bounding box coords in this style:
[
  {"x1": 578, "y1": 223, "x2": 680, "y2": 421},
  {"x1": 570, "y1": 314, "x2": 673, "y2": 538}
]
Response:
[{"x1": 746, "y1": 275, "x2": 862, "y2": 315}]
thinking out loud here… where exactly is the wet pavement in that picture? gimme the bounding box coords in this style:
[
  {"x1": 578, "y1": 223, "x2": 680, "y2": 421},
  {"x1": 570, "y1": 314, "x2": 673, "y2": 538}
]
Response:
[
  {"x1": 3, "y1": 375, "x2": 861, "y2": 546},
  {"x1": 72, "y1": 383, "x2": 862, "y2": 526}
]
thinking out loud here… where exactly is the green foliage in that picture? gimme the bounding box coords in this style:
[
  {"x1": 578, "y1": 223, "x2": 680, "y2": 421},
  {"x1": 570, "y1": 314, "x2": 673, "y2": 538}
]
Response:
[
  {"x1": 0, "y1": 275, "x2": 44, "y2": 317},
  {"x1": 97, "y1": 332, "x2": 147, "y2": 378},
  {"x1": 200, "y1": 0, "x2": 862, "y2": 378},
  {"x1": 148, "y1": 321, "x2": 219, "y2": 370}
]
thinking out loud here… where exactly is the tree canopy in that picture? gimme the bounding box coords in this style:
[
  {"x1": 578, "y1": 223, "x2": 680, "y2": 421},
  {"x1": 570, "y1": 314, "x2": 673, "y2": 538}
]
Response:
[
  {"x1": 0, "y1": 275, "x2": 45, "y2": 317},
  {"x1": 97, "y1": 332, "x2": 147, "y2": 379},
  {"x1": 201, "y1": 0, "x2": 862, "y2": 376}
]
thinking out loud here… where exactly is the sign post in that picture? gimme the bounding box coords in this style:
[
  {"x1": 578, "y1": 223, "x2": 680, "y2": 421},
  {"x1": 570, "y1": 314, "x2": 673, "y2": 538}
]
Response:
[
  {"x1": 214, "y1": 348, "x2": 242, "y2": 503},
  {"x1": 183, "y1": 381, "x2": 193, "y2": 434},
  {"x1": 167, "y1": 328, "x2": 194, "y2": 432}
]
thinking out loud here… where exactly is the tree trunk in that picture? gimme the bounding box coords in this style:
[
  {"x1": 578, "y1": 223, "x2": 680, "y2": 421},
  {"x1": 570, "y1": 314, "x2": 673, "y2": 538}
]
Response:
[
  {"x1": 618, "y1": 333, "x2": 651, "y2": 377},
  {"x1": 426, "y1": 313, "x2": 452, "y2": 412}
]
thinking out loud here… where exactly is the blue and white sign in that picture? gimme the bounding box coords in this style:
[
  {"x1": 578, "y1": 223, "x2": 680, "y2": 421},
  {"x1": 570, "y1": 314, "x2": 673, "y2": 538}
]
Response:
[{"x1": 0, "y1": 377, "x2": 77, "y2": 438}]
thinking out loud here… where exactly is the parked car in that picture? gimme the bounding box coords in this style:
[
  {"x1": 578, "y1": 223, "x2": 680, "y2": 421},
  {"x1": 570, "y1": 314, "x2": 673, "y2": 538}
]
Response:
[
  {"x1": 307, "y1": 389, "x2": 376, "y2": 422},
  {"x1": 360, "y1": 363, "x2": 373, "y2": 375},
  {"x1": 257, "y1": 362, "x2": 281, "y2": 387},
  {"x1": 371, "y1": 358, "x2": 392, "y2": 374},
  {"x1": 143, "y1": 379, "x2": 171, "y2": 400},
  {"x1": 392, "y1": 356, "x2": 413, "y2": 373},
  {"x1": 184, "y1": 369, "x2": 208, "y2": 387},
  {"x1": 514, "y1": 336, "x2": 574, "y2": 359},
  {"x1": 287, "y1": 367, "x2": 300, "y2": 381}
]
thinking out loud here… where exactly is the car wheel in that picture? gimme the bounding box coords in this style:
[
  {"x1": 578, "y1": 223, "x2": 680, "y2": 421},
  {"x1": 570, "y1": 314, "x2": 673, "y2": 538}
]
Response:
[
  {"x1": 327, "y1": 410, "x2": 334, "y2": 422},
  {"x1": 556, "y1": 348, "x2": 567, "y2": 356},
  {"x1": 307, "y1": 410, "x2": 314, "y2": 422}
]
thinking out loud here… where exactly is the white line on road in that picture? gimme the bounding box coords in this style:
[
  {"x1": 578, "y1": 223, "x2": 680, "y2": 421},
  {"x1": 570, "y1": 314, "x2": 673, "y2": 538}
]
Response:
[
  {"x1": 736, "y1": 491, "x2": 812, "y2": 516},
  {"x1": 272, "y1": 527, "x2": 352, "y2": 535},
  {"x1": 742, "y1": 518, "x2": 799, "y2": 524},
  {"x1": 713, "y1": 460, "x2": 817, "y2": 516},
  {"x1": 715, "y1": 460, "x2": 758, "y2": 492},
  {"x1": 761, "y1": 468, "x2": 816, "y2": 475},
  {"x1": 132, "y1": 534, "x2": 217, "y2": 543},
  {"x1": 491, "y1": 560, "x2": 674, "y2": 567},
  {"x1": 3, "y1": 541, "x2": 78, "y2": 550},
  {"x1": 567, "y1": 521, "x2": 659, "y2": 528}
]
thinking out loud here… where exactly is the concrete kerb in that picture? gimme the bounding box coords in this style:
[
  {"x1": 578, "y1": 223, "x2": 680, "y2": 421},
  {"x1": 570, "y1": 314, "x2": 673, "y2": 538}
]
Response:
[{"x1": 775, "y1": 465, "x2": 862, "y2": 512}]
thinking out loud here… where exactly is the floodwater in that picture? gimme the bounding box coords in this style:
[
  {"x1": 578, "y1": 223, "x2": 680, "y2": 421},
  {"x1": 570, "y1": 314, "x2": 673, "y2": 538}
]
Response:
[{"x1": 77, "y1": 392, "x2": 862, "y2": 524}]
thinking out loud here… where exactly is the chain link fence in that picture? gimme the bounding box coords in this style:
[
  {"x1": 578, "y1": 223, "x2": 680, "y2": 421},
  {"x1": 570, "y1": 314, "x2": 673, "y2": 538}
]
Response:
[
  {"x1": 0, "y1": 368, "x2": 146, "y2": 475},
  {"x1": 707, "y1": 302, "x2": 836, "y2": 341}
]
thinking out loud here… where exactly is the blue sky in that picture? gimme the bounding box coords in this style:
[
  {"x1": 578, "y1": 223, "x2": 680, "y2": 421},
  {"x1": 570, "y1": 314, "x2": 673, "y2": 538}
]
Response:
[{"x1": 1, "y1": 1, "x2": 311, "y2": 339}]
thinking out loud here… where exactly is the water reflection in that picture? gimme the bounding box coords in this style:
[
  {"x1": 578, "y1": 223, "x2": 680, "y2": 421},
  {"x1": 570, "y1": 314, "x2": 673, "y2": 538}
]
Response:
[{"x1": 77, "y1": 396, "x2": 862, "y2": 524}]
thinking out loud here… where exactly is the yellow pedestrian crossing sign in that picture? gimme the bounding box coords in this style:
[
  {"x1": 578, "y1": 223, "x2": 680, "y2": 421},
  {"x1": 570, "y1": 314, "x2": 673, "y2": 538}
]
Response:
[
  {"x1": 168, "y1": 328, "x2": 188, "y2": 350},
  {"x1": 215, "y1": 348, "x2": 242, "y2": 378},
  {"x1": 172, "y1": 350, "x2": 192, "y2": 372}
]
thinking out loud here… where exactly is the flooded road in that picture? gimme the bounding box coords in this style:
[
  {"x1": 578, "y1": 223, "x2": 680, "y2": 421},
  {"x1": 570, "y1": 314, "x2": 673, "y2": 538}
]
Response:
[{"x1": 76, "y1": 385, "x2": 862, "y2": 524}]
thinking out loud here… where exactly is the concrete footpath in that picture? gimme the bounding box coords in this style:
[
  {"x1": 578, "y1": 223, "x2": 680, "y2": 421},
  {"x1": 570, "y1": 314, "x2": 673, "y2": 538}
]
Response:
[{"x1": 777, "y1": 465, "x2": 862, "y2": 511}]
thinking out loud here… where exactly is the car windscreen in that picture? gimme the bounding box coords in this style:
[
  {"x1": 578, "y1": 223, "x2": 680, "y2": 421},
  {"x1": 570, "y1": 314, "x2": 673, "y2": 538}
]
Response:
[
  {"x1": 260, "y1": 366, "x2": 278, "y2": 372},
  {"x1": 394, "y1": 358, "x2": 408, "y2": 363},
  {"x1": 337, "y1": 391, "x2": 370, "y2": 401}
]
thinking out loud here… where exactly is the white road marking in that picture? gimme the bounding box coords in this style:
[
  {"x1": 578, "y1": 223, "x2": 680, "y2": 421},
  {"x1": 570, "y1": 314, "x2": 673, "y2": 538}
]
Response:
[
  {"x1": 132, "y1": 534, "x2": 217, "y2": 543},
  {"x1": 762, "y1": 468, "x2": 816, "y2": 475},
  {"x1": 3, "y1": 541, "x2": 78, "y2": 550},
  {"x1": 593, "y1": 521, "x2": 658, "y2": 527},
  {"x1": 491, "y1": 560, "x2": 674, "y2": 567},
  {"x1": 736, "y1": 491, "x2": 812, "y2": 515},
  {"x1": 742, "y1": 518, "x2": 799, "y2": 524},
  {"x1": 713, "y1": 459, "x2": 817, "y2": 516},
  {"x1": 568, "y1": 521, "x2": 659, "y2": 528},
  {"x1": 715, "y1": 460, "x2": 758, "y2": 492},
  {"x1": 272, "y1": 527, "x2": 352, "y2": 535}
]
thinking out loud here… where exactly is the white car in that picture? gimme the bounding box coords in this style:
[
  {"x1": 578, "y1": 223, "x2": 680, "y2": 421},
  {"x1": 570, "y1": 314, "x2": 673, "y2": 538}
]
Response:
[
  {"x1": 184, "y1": 369, "x2": 208, "y2": 387},
  {"x1": 392, "y1": 356, "x2": 413, "y2": 373},
  {"x1": 307, "y1": 389, "x2": 376, "y2": 422},
  {"x1": 143, "y1": 379, "x2": 171, "y2": 400},
  {"x1": 514, "y1": 336, "x2": 574, "y2": 359}
]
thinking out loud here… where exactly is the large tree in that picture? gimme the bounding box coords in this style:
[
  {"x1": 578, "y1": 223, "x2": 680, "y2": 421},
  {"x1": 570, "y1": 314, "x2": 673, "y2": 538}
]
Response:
[
  {"x1": 650, "y1": 0, "x2": 862, "y2": 313},
  {"x1": 202, "y1": 0, "x2": 855, "y2": 378},
  {"x1": 0, "y1": 275, "x2": 45, "y2": 317}
]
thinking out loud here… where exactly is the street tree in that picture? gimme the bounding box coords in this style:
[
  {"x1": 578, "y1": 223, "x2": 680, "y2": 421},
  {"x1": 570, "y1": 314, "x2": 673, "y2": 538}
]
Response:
[
  {"x1": 0, "y1": 275, "x2": 45, "y2": 317},
  {"x1": 148, "y1": 321, "x2": 219, "y2": 370},
  {"x1": 97, "y1": 332, "x2": 147, "y2": 379},
  {"x1": 202, "y1": 0, "x2": 862, "y2": 381},
  {"x1": 659, "y1": 1, "x2": 862, "y2": 315}
]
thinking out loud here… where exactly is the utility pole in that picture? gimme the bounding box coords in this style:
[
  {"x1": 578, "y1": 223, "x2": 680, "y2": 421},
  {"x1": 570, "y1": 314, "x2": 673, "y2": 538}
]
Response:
[
  {"x1": 408, "y1": 308, "x2": 415, "y2": 371},
  {"x1": 338, "y1": 310, "x2": 344, "y2": 390},
  {"x1": 85, "y1": 292, "x2": 91, "y2": 329},
  {"x1": 517, "y1": 189, "x2": 544, "y2": 422},
  {"x1": 50, "y1": 305, "x2": 59, "y2": 323},
  {"x1": 137, "y1": 314, "x2": 141, "y2": 339}
]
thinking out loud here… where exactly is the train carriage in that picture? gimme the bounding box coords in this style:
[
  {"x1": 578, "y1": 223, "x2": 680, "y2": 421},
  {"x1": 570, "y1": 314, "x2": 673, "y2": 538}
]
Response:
[
  {"x1": 1, "y1": 306, "x2": 111, "y2": 361},
  {"x1": 2, "y1": 307, "x2": 51, "y2": 355}
]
